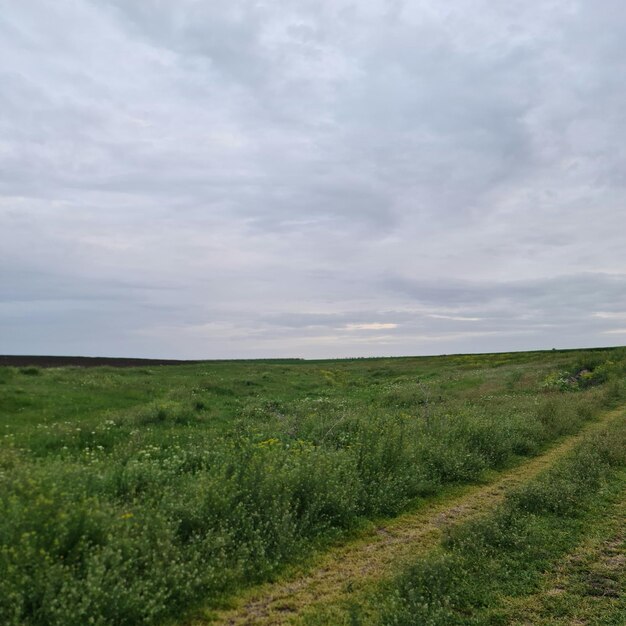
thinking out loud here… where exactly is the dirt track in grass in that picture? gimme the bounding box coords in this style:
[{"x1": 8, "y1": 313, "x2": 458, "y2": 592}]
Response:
[{"x1": 198, "y1": 406, "x2": 625, "y2": 626}]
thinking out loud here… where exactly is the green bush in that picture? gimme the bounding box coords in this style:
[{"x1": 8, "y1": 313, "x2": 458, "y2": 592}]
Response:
[{"x1": 19, "y1": 366, "x2": 41, "y2": 376}]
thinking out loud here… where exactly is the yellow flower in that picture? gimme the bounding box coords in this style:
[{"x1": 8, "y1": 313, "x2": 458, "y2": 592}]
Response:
[{"x1": 258, "y1": 438, "x2": 280, "y2": 447}]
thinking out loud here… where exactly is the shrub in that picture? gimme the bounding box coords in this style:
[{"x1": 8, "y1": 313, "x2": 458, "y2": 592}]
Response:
[{"x1": 19, "y1": 366, "x2": 41, "y2": 376}]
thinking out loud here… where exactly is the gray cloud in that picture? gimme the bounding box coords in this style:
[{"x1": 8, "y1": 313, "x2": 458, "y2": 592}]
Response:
[{"x1": 1, "y1": 0, "x2": 625, "y2": 358}]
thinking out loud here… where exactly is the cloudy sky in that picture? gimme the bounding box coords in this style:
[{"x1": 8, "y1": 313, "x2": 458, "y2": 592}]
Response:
[{"x1": 1, "y1": 1, "x2": 625, "y2": 359}]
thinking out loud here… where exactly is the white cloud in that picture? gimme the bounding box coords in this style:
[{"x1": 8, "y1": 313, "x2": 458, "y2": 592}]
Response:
[
  {"x1": 427, "y1": 314, "x2": 482, "y2": 322},
  {"x1": 594, "y1": 312, "x2": 626, "y2": 320},
  {"x1": 344, "y1": 323, "x2": 399, "y2": 331},
  {"x1": 0, "y1": 1, "x2": 625, "y2": 357}
]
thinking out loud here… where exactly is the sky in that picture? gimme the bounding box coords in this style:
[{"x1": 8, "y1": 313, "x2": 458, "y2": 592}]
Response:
[{"x1": 1, "y1": 0, "x2": 625, "y2": 359}]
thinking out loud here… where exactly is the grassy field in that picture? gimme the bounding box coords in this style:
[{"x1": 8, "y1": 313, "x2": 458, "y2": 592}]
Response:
[
  {"x1": 342, "y1": 416, "x2": 626, "y2": 626},
  {"x1": 0, "y1": 348, "x2": 624, "y2": 625}
]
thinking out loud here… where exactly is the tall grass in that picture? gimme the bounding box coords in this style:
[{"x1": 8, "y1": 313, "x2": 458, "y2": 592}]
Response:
[
  {"x1": 371, "y1": 416, "x2": 626, "y2": 626},
  {"x1": 0, "y1": 351, "x2": 624, "y2": 625}
]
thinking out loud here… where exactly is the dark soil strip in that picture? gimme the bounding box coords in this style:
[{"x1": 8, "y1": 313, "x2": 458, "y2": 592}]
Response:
[{"x1": 0, "y1": 355, "x2": 207, "y2": 368}]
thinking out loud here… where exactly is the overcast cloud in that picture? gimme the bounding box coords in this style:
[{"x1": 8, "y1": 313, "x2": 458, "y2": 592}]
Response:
[{"x1": 1, "y1": 0, "x2": 625, "y2": 359}]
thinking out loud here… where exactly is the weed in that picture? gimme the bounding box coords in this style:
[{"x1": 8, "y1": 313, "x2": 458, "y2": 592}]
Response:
[
  {"x1": 372, "y1": 418, "x2": 626, "y2": 626},
  {"x1": 0, "y1": 348, "x2": 623, "y2": 625}
]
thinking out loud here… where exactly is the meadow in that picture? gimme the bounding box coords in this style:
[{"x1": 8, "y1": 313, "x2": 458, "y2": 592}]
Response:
[
  {"x1": 340, "y1": 413, "x2": 626, "y2": 625},
  {"x1": 0, "y1": 348, "x2": 624, "y2": 625}
]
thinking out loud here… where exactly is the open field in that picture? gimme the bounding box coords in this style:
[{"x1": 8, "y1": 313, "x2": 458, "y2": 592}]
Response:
[
  {"x1": 215, "y1": 405, "x2": 625, "y2": 625},
  {"x1": 298, "y1": 411, "x2": 626, "y2": 625},
  {"x1": 1, "y1": 348, "x2": 625, "y2": 625}
]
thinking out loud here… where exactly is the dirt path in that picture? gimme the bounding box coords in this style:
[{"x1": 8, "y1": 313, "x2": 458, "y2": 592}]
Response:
[
  {"x1": 506, "y1": 487, "x2": 626, "y2": 625},
  {"x1": 202, "y1": 406, "x2": 625, "y2": 626}
]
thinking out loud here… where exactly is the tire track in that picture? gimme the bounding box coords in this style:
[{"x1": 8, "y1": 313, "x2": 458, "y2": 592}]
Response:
[{"x1": 200, "y1": 406, "x2": 625, "y2": 626}]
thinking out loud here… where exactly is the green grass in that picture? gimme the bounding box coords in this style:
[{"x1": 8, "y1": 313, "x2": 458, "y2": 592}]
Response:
[
  {"x1": 502, "y1": 493, "x2": 625, "y2": 625},
  {"x1": 0, "y1": 348, "x2": 624, "y2": 625},
  {"x1": 348, "y1": 410, "x2": 626, "y2": 625}
]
